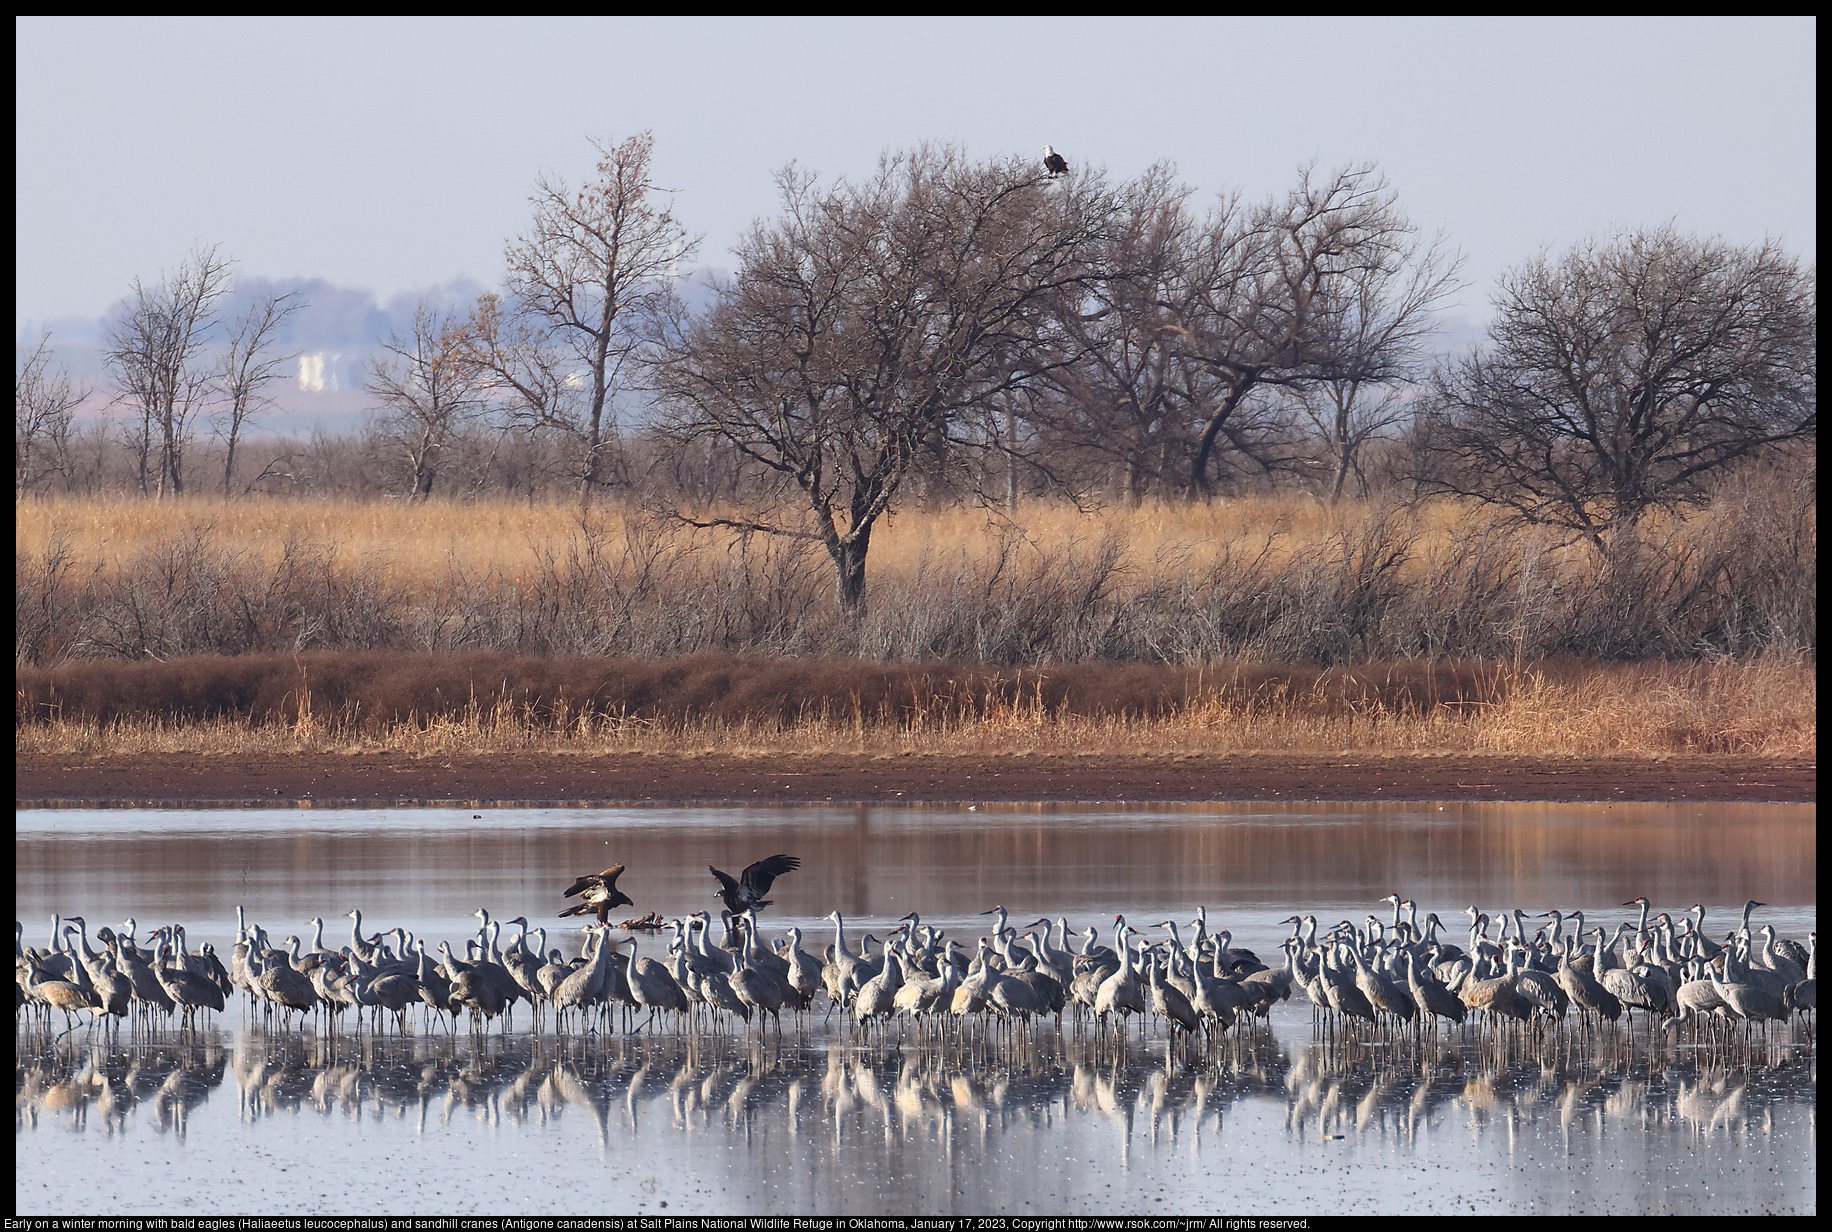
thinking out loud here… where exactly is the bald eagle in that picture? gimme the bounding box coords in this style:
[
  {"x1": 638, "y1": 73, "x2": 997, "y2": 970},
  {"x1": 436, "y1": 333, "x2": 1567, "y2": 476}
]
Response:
[
  {"x1": 559, "y1": 863, "x2": 633, "y2": 924},
  {"x1": 709, "y1": 853, "x2": 801, "y2": 916},
  {"x1": 1042, "y1": 145, "x2": 1069, "y2": 179}
]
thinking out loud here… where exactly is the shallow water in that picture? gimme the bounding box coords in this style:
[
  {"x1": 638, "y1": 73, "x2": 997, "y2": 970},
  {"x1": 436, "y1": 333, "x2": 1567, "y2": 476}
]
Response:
[{"x1": 15, "y1": 801, "x2": 1817, "y2": 1215}]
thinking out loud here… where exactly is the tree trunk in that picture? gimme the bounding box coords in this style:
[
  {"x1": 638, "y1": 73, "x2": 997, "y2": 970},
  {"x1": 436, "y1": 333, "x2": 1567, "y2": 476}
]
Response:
[
  {"x1": 581, "y1": 393, "x2": 605, "y2": 511},
  {"x1": 1005, "y1": 408, "x2": 1019, "y2": 513},
  {"x1": 1329, "y1": 439, "x2": 1352, "y2": 503},
  {"x1": 829, "y1": 529, "x2": 872, "y2": 613},
  {"x1": 1187, "y1": 381, "x2": 1255, "y2": 501},
  {"x1": 221, "y1": 434, "x2": 239, "y2": 497}
]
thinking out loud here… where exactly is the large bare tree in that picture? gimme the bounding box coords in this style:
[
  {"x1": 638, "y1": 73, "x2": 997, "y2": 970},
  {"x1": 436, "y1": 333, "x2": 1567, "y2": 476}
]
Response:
[
  {"x1": 1029, "y1": 162, "x2": 1214, "y2": 503},
  {"x1": 1165, "y1": 164, "x2": 1431, "y2": 499},
  {"x1": 654, "y1": 145, "x2": 1118, "y2": 611},
  {"x1": 467, "y1": 132, "x2": 696, "y2": 507},
  {"x1": 1419, "y1": 226, "x2": 1815, "y2": 545},
  {"x1": 104, "y1": 244, "x2": 235, "y2": 496}
]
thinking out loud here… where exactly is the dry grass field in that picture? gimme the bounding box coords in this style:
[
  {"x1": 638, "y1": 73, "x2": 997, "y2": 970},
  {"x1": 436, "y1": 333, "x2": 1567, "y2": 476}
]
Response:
[
  {"x1": 16, "y1": 491, "x2": 1404, "y2": 580},
  {"x1": 17, "y1": 472, "x2": 1814, "y2": 664},
  {"x1": 16, "y1": 484, "x2": 1814, "y2": 765}
]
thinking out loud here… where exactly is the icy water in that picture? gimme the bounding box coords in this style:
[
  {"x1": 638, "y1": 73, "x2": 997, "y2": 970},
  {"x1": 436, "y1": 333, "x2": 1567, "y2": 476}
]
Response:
[{"x1": 15, "y1": 801, "x2": 1817, "y2": 1216}]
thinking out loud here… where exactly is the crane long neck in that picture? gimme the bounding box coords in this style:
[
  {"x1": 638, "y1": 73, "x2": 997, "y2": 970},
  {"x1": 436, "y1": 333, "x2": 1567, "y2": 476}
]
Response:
[{"x1": 70, "y1": 920, "x2": 97, "y2": 962}]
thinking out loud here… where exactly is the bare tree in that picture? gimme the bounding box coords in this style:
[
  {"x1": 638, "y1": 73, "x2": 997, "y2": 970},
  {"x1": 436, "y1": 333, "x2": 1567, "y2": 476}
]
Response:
[
  {"x1": 467, "y1": 132, "x2": 697, "y2": 507},
  {"x1": 366, "y1": 302, "x2": 490, "y2": 502},
  {"x1": 215, "y1": 290, "x2": 303, "y2": 494},
  {"x1": 1419, "y1": 226, "x2": 1816, "y2": 545},
  {"x1": 1029, "y1": 163, "x2": 1213, "y2": 503},
  {"x1": 104, "y1": 244, "x2": 235, "y2": 497},
  {"x1": 1287, "y1": 226, "x2": 1463, "y2": 501},
  {"x1": 1166, "y1": 164, "x2": 1428, "y2": 499},
  {"x1": 16, "y1": 335, "x2": 90, "y2": 493},
  {"x1": 654, "y1": 145, "x2": 1117, "y2": 611}
]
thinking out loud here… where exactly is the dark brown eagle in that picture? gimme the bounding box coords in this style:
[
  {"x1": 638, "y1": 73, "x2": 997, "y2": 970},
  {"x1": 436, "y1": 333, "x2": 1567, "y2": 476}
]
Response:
[{"x1": 559, "y1": 864, "x2": 634, "y2": 924}]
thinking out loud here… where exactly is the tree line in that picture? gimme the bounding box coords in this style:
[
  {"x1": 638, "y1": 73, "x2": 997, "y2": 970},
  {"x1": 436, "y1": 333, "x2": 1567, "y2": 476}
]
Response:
[{"x1": 17, "y1": 133, "x2": 1816, "y2": 615}]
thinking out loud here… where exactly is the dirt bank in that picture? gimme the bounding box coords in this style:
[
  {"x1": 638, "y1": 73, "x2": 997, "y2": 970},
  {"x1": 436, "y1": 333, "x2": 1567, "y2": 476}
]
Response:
[{"x1": 14, "y1": 751, "x2": 1814, "y2": 808}]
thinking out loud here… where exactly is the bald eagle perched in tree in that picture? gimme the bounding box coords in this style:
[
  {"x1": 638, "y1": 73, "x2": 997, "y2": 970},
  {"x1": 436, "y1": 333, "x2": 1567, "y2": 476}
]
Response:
[{"x1": 1042, "y1": 145, "x2": 1069, "y2": 179}]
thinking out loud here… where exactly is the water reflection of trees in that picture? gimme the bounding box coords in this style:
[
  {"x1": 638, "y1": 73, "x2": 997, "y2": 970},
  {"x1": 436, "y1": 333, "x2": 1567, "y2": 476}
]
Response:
[{"x1": 17, "y1": 1027, "x2": 1812, "y2": 1147}]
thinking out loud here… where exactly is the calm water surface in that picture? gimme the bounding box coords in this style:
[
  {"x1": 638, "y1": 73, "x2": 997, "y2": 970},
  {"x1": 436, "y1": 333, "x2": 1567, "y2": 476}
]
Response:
[{"x1": 15, "y1": 802, "x2": 1816, "y2": 1216}]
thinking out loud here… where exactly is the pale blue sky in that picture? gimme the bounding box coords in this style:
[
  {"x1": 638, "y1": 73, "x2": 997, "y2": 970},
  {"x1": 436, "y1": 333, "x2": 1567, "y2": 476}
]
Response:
[{"x1": 16, "y1": 16, "x2": 1816, "y2": 330}]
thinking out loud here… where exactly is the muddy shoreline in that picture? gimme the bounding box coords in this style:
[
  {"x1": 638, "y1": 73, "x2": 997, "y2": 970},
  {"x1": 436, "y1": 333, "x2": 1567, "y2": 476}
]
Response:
[{"x1": 14, "y1": 751, "x2": 1815, "y2": 807}]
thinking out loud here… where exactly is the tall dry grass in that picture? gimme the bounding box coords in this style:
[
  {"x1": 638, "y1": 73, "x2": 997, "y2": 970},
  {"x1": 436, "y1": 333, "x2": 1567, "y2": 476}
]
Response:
[{"x1": 17, "y1": 470, "x2": 1815, "y2": 666}]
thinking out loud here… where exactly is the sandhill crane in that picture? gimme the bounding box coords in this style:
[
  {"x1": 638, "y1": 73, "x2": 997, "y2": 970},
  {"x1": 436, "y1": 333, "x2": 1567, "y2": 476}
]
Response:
[
  {"x1": 551, "y1": 929, "x2": 614, "y2": 1032},
  {"x1": 413, "y1": 940, "x2": 458, "y2": 1031},
  {"x1": 252, "y1": 947, "x2": 320, "y2": 1027},
  {"x1": 853, "y1": 948, "x2": 904, "y2": 1034},
  {"x1": 1511, "y1": 947, "x2": 1571, "y2": 1022},
  {"x1": 627, "y1": 936, "x2": 690, "y2": 1027},
  {"x1": 114, "y1": 934, "x2": 177, "y2": 1018},
  {"x1": 1349, "y1": 945, "x2": 1416, "y2": 1024},
  {"x1": 1094, "y1": 921, "x2": 1146, "y2": 1034},
  {"x1": 1147, "y1": 950, "x2": 1202, "y2": 1040},
  {"x1": 988, "y1": 954, "x2": 1052, "y2": 1025},
  {"x1": 1602, "y1": 954, "x2": 1671, "y2": 1022},
  {"x1": 154, "y1": 943, "x2": 226, "y2": 1026},
  {"x1": 62, "y1": 920, "x2": 129, "y2": 1028},
  {"x1": 440, "y1": 941, "x2": 506, "y2": 1031},
  {"x1": 1754, "y1": 925, "x2": 1806, "y2": 984},
  {"x1": 1316, "y1": 943, "x2": 1378, "y2": 1026},
  {"x1": 1711, "y1": 952, "x2": 1791, "y2": 1037},
  {"x1": 950, "y1": 942, "x2": 997, "y2": 1020},
  {"x1": 23, "y1": 952, "x2": 101, "y2": 1035},
  {"x1": 1185, "y1": 942, "x2": 1245, "y2": 1031},
  {"x1": 776, "y1": 927, "x2": 824, "y2": 1012},
  {"x1": 1459, "y1": 945, "x2": 1533, "y2": 1026},
  {"x1": 1403, "y1": 951, "x2": 1466, "y2": 1027},
  {"x1": 1555, "y1": 947, "x2": 1621, "y2": 1025},
  {"x1": 823, "y1": 911, "x2": 872, "y2": 1007}
]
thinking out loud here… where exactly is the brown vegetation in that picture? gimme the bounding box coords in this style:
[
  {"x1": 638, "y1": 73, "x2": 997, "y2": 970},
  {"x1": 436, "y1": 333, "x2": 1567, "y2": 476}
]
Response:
[
  {"x1": 15, "y1": 468, "x2": 1814, "y2": 668},
  {"x1": 16, "y1": 651, "x2": 1814, "y2": 760}
]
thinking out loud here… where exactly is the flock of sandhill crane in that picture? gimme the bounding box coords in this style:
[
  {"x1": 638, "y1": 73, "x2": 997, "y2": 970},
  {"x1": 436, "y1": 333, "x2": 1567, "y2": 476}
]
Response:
[{"x1": 16, "y1": 853, "x2": 1816, "y2": 1053}]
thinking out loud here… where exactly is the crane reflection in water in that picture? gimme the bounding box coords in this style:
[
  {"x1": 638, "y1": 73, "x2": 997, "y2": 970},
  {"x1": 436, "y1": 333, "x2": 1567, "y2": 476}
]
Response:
[{"x1": 17, "y1": 1026, "x2": 1813, "y2": 1150}]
